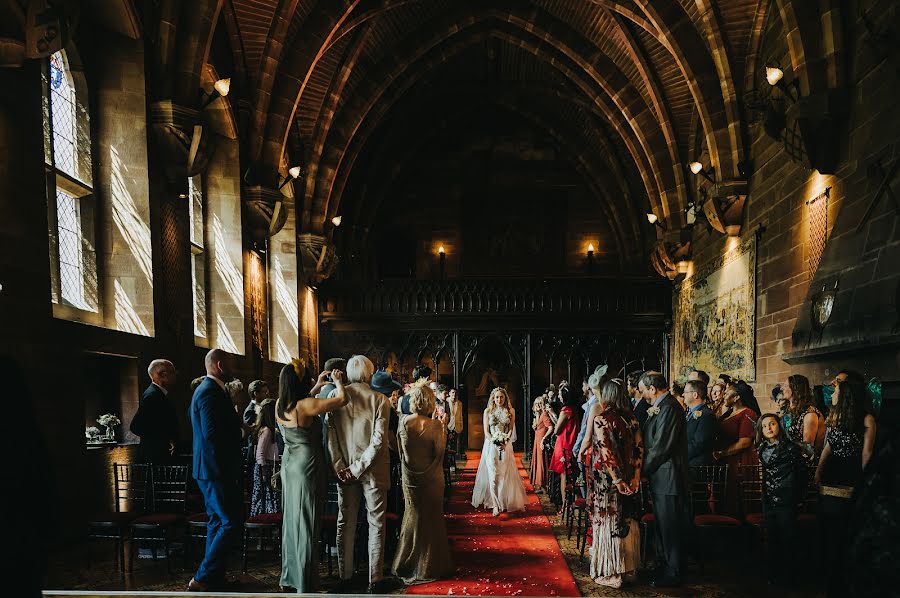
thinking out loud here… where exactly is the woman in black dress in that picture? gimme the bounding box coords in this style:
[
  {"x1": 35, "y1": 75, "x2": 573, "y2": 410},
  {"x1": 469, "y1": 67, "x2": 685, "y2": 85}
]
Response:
[{"x1": 815, "y1": 377, "x2": 877, "y2": 596}]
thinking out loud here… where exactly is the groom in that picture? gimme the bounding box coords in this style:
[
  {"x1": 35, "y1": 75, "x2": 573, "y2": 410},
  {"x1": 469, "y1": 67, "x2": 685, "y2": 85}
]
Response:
[{"x1": 639, "y1": 371, "x2": 690, "y2": 588}]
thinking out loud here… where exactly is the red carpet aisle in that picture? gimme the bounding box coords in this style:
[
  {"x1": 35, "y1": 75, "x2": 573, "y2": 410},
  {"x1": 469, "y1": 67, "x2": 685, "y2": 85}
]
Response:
[{"x1": 405, "y1": 453, "x2": 580, "y2": 597}]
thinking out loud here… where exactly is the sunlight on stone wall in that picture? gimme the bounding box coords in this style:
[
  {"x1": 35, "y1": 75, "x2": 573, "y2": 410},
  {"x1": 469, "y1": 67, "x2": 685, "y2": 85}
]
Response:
[
  {"x1": 269, "y1": 200, "x2": 299, "y2": 365},
  {"x1": 97, "y1": 36, "x2": 153, "y2": 336},
  {"x1": 206, "y1": 138, "x2": 245, "y2": 354},
  {"x1": 114, "y1": 279, "x2": 150, "y2": 336}
]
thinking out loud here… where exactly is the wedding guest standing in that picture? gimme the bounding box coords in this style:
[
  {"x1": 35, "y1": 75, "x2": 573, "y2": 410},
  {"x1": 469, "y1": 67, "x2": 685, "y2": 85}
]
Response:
[
  {"x1": 530, "y1": 396, "x2": 553, "y2": 492},
  {"x1": 782, "y1": 374, "x2": 825, "y2": 462},
  {"x1": 627, "y1": 371, "x2": 650, "y2": 427},
  {"x1": 446, "y1": 387, "x2": 464, "y2": 459},
  {"x1": 639, "y1": 371, "x2": 689, "y2": 589},
  {"x1": 713, "y1": 381, "x2": 760, "y2": 514},
  {"x1": 574, "y1": 372, "x2": 602, "y2": 498},
  {"x1": 392, "y1": 384, "x2": 454, "y2": 583},
  {"x1": 815, "y1": 377, "x2": 877, "y2": 596},
  {"x1": 250, "y1": 399, "x2": 279, "y2": 516},
  {"x1": 276, "y1": 362, "x2": 347, "y2": 593},
  {"x1": 130, "y1": 359, "x2": 178, "y2": 463},
  {"x1": 549, "y1": 386, "x2": 582, "y2": 512},
  {"x1": 244, "y1": 380, "x2": 269, "y2": 424},
  {"x1": 326, "y1": 355, "x2": 391, "y2": 594},
  {"x1": 684, "y1": 380, "x2": 716, "y2": 466},
  {"x1": 582, "y1": 378, "x2": 643, "y2": 589},
  {"x1": 709, "y1": 382, "x2": 727, "y2": 418},
  {"x1": 244, "y1": 380, "x2": 269, "y2": 466},
  {"x1": 756, "y1": 414, "x2": 807, "y2": 587},
  {"x1": 188, "y1": 350, "x2": 243, "y2": 592}
]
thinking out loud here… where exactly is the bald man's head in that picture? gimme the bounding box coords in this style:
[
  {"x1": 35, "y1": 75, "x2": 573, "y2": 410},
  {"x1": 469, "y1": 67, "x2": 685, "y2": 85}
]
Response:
[{"x1": 205, "y1": 349, "x2": 233, "y2": 381}]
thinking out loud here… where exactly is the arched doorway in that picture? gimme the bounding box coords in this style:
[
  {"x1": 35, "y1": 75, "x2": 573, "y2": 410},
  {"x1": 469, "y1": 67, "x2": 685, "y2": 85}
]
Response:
[{"x1": 460, "y1": 335, "x2": 526, "y2": 450}]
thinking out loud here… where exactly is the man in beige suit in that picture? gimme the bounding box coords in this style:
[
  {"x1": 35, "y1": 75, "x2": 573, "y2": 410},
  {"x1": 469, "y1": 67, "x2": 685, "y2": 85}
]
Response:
[{"x1": 326, "y1": 355, "x2": 390, "y2": 592}]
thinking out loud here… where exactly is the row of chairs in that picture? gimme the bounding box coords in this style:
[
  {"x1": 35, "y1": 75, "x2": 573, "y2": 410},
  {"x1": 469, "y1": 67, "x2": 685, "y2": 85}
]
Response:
[
  {"x1": 557, "y1": 463, "x2": 821, "y2": 563},
  {"x1": 88, "y1": 458, "x2": 409, "y2": 578},
  {"x1": 87, "y1": 464, "x2": 189, "y2": 576}
]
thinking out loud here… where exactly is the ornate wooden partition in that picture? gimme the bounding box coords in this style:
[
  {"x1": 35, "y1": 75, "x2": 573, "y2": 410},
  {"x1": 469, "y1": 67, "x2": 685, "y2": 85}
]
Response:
[{"x1": 317, "y1": 277, "x2": 671, "y2": 450}]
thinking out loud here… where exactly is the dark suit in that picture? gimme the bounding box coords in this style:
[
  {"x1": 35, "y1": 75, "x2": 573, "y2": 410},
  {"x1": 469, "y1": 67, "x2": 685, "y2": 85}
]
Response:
[
  {"x1": 686, "y1": 405, "x2": 717, "y2": 466},
  {"x1": 130, "y1": 384, "x2": 177, "y2": 463},
  {"x1": 190, "y1": 377, "x2": 243, "y2": 585},
  {"x1": 632, "y1": 397, "x2": 650, "y2": 427},
  {"x1": 242, "y1": 400, "x2": 257, "y2": 426},
  {"x1": 642, "y1": 393, "x2": 690, "y2": 581}
]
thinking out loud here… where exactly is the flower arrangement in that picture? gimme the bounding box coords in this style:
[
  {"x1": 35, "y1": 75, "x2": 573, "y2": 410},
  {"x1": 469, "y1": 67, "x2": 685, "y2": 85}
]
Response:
[
  {"x1": 646, "y1": 406, "x2": 661, "y2": 418},
  {"x1": 85, "y1": 426, "x2": 101, "y2": 441},
  {"x1": 98, "y1": 413, "x2": 121, "y2": 427},
  {"x1": 97, "y1": 413, "x2": 121, "y2": 441},
  {"x1": 491, "y1": 429, "x2": 511, "y2": 461}
]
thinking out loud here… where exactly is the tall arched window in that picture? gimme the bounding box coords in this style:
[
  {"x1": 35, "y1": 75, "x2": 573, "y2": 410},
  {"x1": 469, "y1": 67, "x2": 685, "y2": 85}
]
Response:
[
  {"x1": 43, "y1": 49, "x2": 97, "y2": 315},
  {"x1": 189, "y1": 174, "x2": 209, "y2": 341}
]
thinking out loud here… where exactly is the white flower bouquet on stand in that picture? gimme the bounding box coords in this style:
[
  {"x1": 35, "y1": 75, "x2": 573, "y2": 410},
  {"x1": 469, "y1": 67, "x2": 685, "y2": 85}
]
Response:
[
  {"x1": 491, "y1": 429, "x2": 511, "y2": 461},
  {"x1": 97, "y1": 413, "x2": 121, "y2": 442}
]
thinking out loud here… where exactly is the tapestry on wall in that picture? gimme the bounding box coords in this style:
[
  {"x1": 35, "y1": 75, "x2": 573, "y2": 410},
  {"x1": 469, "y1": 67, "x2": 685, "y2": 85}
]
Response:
[{"x1": 673, "y1": 236, "x2": 756, "y2": 382}]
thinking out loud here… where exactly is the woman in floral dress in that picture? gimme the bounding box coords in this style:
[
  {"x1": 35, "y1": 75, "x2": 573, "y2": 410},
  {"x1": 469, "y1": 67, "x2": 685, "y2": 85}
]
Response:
[{"x1": 580, "y1": 377, "x2": 644, "y2": 589}]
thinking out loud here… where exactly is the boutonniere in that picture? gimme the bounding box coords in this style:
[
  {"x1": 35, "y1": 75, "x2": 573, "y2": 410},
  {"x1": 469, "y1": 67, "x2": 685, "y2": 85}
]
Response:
[
  {"x1": 647, "y1": 406, "x2": 661, "y2": 418},
  {"x1": 693, "y1": 410, "x2": 703, "y2": 420}
]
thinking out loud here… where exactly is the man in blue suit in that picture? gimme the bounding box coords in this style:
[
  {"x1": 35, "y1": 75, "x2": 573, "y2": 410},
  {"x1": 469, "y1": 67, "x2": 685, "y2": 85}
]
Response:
[
  {"x1": 684, "y1": 380, "x2": 716, "y2": 466},
  {"x1": 188, "y1": 349, "x2": 244, "y2": 592}
]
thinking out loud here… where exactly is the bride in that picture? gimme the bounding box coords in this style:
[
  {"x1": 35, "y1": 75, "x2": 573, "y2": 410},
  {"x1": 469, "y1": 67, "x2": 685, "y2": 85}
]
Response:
[{"x1": 471, "y1": 387, "x2": 528, "y2": 516}]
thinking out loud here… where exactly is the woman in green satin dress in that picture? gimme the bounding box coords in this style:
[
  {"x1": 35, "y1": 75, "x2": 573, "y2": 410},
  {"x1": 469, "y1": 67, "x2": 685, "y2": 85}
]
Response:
[{"x1": 275, "y1": 361, "x2": 347, "y2": 593}]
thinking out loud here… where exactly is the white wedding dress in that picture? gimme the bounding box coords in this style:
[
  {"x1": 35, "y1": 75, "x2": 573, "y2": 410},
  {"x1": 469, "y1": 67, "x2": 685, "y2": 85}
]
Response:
[{"x1": 471, "y1": 407, "x2": 528, "y2": 514}]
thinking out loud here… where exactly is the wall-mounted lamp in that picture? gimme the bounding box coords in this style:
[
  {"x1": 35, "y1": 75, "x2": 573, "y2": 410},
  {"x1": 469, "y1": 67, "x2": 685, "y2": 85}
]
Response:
[
  {"x1": 676, "y1": 259, "x2": 692, "y2": 275},
  {"x1": 765, "y1": 63, "x2": 798, "y2": 103},
  {"x1": 331, "y1": 215, "x2": 343, "y2": 227},
  {"x1": 278, "y1": 165, "x2": 304, "y2": 190},
  {"x1": 689, "y1": 161, "x2": 716, "y2": 184},
  {"x1": 200, "y1": 78, "x2": 231, "y2": 109},
  {"x1": 587, "y1": 243, "x2": 595, "y2": 273},
  {"x1": 647, "y1": 211, "x2": 668, "y2": 231},
  {"x1": 437, "y1": 245, "x2": 446, "y2": 279}
]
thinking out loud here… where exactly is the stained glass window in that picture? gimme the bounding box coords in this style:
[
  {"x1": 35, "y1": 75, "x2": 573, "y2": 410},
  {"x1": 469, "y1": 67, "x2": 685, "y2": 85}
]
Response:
[{"x1": 49, "y1": 52, "x2": 77, "y2": 179}]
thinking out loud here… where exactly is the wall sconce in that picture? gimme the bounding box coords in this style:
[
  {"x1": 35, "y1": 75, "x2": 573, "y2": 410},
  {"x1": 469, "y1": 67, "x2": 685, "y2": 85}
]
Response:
[
  {"x1": 278, "y1": 165, "x2": 304, "y2": 190},
  {"x1": 647, "y1": 211, "x2": 668, "y2": 231},
  {"x1": 676, "y1": 259, "x2": 691, "y2": 275},
  {"x1": 331, "y1": 215, "x2": 343, "y2": 227},
  {"x1": 200, "y1": 78, "x2": 231, "y2": 109},
  {"x1": 765, "y1": 63, "x2": 798, "y2": 103},
  {"x1": 587, "y1": 243, "x2": 595, "y2": 273},
  {"x1": 689, "y1": 161, "x2": 715, "y2": 184},
  {"x1": 437, "y1": 245, "x2": 446, "y2": 279}
]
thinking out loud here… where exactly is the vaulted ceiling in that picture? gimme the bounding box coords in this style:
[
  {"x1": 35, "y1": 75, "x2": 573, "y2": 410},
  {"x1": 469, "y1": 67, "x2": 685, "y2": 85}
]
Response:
[{"x1": 172, "y1": 0, "x2": 845, "y2": 265}]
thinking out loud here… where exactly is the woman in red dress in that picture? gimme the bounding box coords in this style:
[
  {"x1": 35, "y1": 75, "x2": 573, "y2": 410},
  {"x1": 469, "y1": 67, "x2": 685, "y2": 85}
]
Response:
[
  {"x1": 713, "y1": 381, "x2": 761, "y2": 514},
  {"x1": 531, "y1": 396, "x2": 553, "y2": 491},
  {"x1": 549, "y1": 386, "x2": 582, "y2": 510}
]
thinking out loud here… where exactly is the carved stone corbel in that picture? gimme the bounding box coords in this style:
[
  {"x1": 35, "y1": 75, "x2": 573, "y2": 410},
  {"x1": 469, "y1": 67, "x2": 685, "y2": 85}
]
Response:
[
  {"x1": 149, "y1": 100, "x2": 216, "y2": 182},
  {"x1": 651, "y1": 228, "x2": 692, "y2": 280},
  {"x1": 297, "y1": 233, "x2": 339, "y2": 285},
  {"x1": 702, "y1": 179, "x2": 748, "y2": 237},
  {"x1": 243, "y1": 185, "x2": 289, "y2": 243},
  {"x1": 789, "y1": 88, "x2": 851, "y2": 175}
]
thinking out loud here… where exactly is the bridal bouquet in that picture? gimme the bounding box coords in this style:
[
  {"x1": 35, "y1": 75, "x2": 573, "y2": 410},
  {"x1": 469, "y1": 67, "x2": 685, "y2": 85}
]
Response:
[{"x1": 491, "y1": 430, "x2": 511, "y2": 461}]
